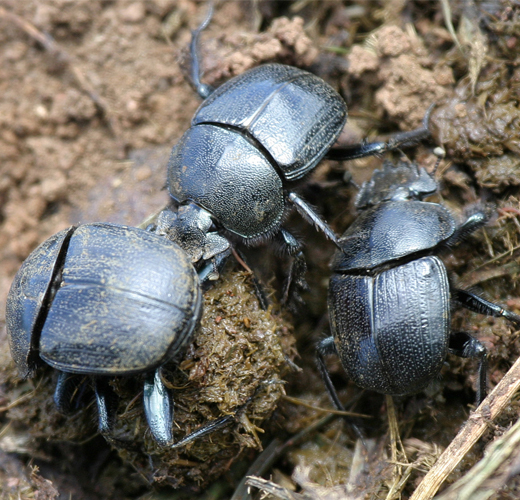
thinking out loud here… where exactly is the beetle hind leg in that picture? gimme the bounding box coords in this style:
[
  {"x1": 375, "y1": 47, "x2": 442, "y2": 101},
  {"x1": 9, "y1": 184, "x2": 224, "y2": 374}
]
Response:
[
  {"x1": 450, "y1": 289, "x2": 520, "y2": 406},
  {"x1": 288, "y1": 193, "x2": 342, "y2": 250},
  {"x1": 316, "y1": 337, "x2": 364, "y2": 441},
  {"x1": 167, "y1": 381, "x2": 272, "y2": 449},
  {"x1": 316, "y1": 337, "x2": 345, "y2": 411},
  {"x1": 54, "y1": 371, "x2": 87, "y2": 414},
  {"x1": 94, "y1": 378, "x2": 120, "y2": 437},
  {"x1": 448, "y1": 331, "x2": 488, "y2": 405},
  {"x1": 189, "y1": 2, "x2": 214, "y2": 99}
]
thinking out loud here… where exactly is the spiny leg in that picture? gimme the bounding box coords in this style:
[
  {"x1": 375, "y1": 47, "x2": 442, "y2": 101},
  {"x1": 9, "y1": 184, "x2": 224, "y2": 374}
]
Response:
[
  {"x1": 168, "y1": 381, "x2": 275, "y2": 449},
  {"x1": 454, "y1": 289, "x2": 520, "y2": 325},
  {"x1": 316, "y1": 337, "x2": 344, "y2": 411},
  {"x1": 189, "y1": 2, "x2": 214, "y2": 99},
  {"x1": 143, "y1": 369, "x2": 174, "y2": 447},
  {"x1": 274, "y1": 227, "x2": 309, "y2": 307},
  {"x1": 288, "y1": 192, "x2": 342, "y2": 251},
  {"x1": 443, "y1": 210, "x2": 491, "y2": 247},
  {"x1": 448, "y1": 331, "x2": 488, "y2": 405},
  {"x1": 233, "y1": 247, "x2": 269, "y2": 311},
  {"x1": 325, "y1": 105, "x2": 433, "y2": 161},
  {"x1": 197, "y1": 247, "x2": 232, "y2": 286},
  {"x1": 54, "y1": 371, "x2": 87, "y2": 414},
  {"x1": 94, "y1": 378, "x2": 120, "y2": 437}
]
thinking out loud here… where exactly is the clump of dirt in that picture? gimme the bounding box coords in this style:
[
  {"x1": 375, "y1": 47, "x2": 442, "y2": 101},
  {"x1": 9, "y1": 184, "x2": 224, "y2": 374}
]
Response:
[
  {"x1": 430, "y1": 64, "x2": 520, "y2": 189},
  {"x1": 347, "y1": 24, "x2": 454, "y2": 129}
]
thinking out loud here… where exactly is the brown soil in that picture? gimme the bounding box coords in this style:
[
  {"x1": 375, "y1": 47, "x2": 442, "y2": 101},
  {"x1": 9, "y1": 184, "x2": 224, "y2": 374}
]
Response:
[{"x1": 1, "y1": 1, "x2": 520, "y2": 499}]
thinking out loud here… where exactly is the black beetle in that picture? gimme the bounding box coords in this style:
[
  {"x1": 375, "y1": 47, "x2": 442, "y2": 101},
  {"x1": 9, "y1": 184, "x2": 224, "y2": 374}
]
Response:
[
  {"x1": 5, "y1": 221, "x2": 218, "y2": 447},
  {"x1": 317, "y1": 160, "x2": 520, "y2": 410},
  {"x1": 163, "y1": 7, "x2": 431, "y2": 300}
]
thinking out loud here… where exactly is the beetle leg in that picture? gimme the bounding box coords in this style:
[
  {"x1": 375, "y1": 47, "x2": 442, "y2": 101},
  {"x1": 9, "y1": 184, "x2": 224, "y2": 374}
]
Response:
[
  {"x1": 143, "y1": 369, "x2": 175, "y2": 447},
  {"x1": 448, "y1": 331, "x2": 488, "y2": 405},
  {"x1": 454, "y1": 289, "x2": 520, "y2": 325},
  {"x1": 288, "y1": 192, "x2": 342, "y2": 250},
  {"x1": 94, "y1": 378, "x2": 120, "y2": 437},
  {"x1": 325, "y1": 105, "x2": 433, "y2": 162},
  {"x1": 232, "y1": 247, "x2": 270, "y2": 311},
  {"x1": 197, "y1": 247, "x2": 232, "y2": 285},
  {"x1": 275, "y1": 228, "x2": 309, "y2": 307},
  {"x1": 325, "y1": 126, "x2": 431, "y2": 161},
  {"x1": 53, "y1": 371, "x2": 86, "y2": 414},
  {"x1": 168, "y1": 380, "x2": 276, "y2": 449},
  {"x1": 316, "y1": 337, "x2": 344, "y2": 411},
  {"x1": 189, "y1": 2, "x2": 215, "y2": 99},
  {"x1": 170, "y1": 414, "x2": 235, "y2": 449},
  {"x1": 316, "y1": 337, "x2": 365, "y2": 441}
]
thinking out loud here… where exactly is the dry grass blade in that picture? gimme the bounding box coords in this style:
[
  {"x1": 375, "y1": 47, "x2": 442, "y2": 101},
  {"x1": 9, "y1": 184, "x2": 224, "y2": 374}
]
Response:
[
  {"x1": 410, "y1": 355, "x2": 520, "y2": 500},
  {"x1": 436, "y1": 417, "x2": 520, "y2": 500},
  {"x1": 245, "y1": 476, "x2": 306, "y2": 500}
]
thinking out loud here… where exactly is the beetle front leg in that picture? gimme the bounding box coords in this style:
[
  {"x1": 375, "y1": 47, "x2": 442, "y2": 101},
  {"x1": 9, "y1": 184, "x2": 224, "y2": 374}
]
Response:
[
  {"x1": 448, "y1": 331, "x2": 488, "y2": 405},
  {"x1": 275, "y1": 228, "x2": 309, "y2": 306},
  {"x1": 454, "y1": 289, "x2": 520, "y2": 325},
  {"x1": 197, "y1": 247, "x2": 232, "y2": 286},
  {"x1": 443, "y1": 210, "x2": 491, "y2": 247}
]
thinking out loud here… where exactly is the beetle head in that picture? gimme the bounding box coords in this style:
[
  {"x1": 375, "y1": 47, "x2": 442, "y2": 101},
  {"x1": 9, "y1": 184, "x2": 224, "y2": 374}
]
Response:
[
  {"x1": 355, "y1": 160, "x2": 438, "y2": 209},
  {"x1": 155, "y1": 206, "x2": 230, "y2": 273}
]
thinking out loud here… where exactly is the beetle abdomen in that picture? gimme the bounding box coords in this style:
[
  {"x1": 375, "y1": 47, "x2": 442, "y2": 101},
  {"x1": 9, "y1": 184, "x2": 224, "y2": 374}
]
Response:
[
  {"x1": 8, "y1": 223, "x2": 202, "y2": 377},
  {"x1": 329, "y1": 256, "x2": 450, "y2": 395},
  {"x1": 40, "y1": 223, "x2": 201, "y2": 375},
  {"x1": 193, "y1": 64, "x2": 347, "y2": 181},
  {"x1": 6, "y1": 228, "x2": 74, "y2": 378},
  {"x1": 168, "y1": 124, "x2": 284, "y2": 239}
]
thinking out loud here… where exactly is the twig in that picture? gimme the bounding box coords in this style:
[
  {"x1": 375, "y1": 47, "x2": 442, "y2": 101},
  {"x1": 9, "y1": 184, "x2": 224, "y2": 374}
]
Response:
[
  {"x1": 409, "y1": 355, "x2": 520, "y2": 500},
  {"x1": 231, "y1": 414, "x2": 337, "y2": 500},
  {"x1": 245, "y1": 476, "x2": 306, "y2": 500},
  {"x1": 436, "y1": 417, "x2": 520, "y2": 500}
]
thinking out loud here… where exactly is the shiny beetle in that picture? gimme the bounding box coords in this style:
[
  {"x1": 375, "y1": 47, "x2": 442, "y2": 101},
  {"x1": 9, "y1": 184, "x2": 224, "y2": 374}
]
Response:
[
  {"x1": 163, "y1": 8, "x2": 430, "y2": 300},
  {"x1": 6, "y1": 222, "x2": 210, "y2": 447},
  {"x1": 317, "y1": 160, "x2": 520, "y2": 409}
]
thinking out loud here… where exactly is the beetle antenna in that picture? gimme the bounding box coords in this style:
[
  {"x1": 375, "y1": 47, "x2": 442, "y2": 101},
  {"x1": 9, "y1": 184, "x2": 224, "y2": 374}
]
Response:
[{"x1": 190, "y1": 1, "x2": 215, "y2": 99}]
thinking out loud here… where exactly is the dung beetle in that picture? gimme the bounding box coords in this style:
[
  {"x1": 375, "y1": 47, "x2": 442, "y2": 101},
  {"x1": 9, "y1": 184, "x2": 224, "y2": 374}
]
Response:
[
  {"x1": 5, "y1": 220, "x2": 231, "y2": 447},
  {"x1": 317, "y1": 160, "x2": 520, "y2": 411},
  {"x1": 164, "y1": 7, "x2": 431, "y2": 300}
]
